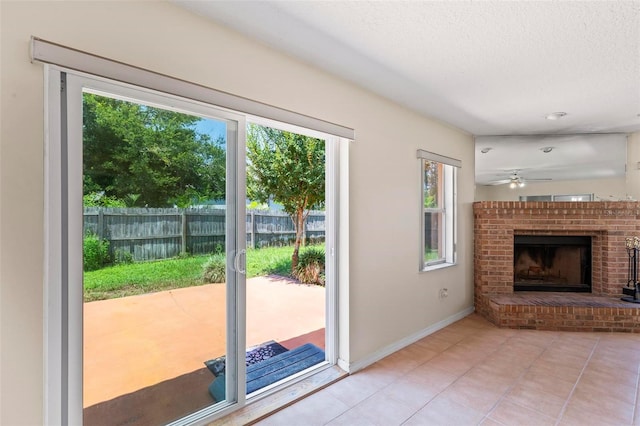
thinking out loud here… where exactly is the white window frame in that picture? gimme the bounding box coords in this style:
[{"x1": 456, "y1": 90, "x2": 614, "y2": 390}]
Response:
[{"x1": 417, "y1": 149, "x2": 460, "y2": 271}]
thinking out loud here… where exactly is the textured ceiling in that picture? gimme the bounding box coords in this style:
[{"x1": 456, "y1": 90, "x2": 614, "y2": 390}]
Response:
[{"x1": 175, "y1": 1, "x2": 640, "y2": 184}]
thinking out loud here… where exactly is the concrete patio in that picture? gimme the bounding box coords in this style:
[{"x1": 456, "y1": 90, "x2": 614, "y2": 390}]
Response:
[{"x1": 83, "y1": 275, "x2": 325, "y2": 409}]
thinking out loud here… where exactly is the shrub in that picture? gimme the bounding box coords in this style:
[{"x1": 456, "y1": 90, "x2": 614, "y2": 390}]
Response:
[
  {"x1": 83, "y1": 233, "x2": 111, "y2": 271},
  {"x1": 83, "y1": 191, "x2": 126, "y2": 207},
  {"x1": 114, "y1": 249, "x2": 134, "y2": 265},
  {"x1": 294, "y1": 247, "x2": 325, "y2": 286},
  {"x1": 202, "y1": 253, "x2": 226, "y2": 283}
]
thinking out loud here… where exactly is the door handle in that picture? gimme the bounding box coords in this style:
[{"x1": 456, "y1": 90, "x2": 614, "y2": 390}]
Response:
[{"x1": 233, "y1": 249, "x2": 246, "y2": 275}]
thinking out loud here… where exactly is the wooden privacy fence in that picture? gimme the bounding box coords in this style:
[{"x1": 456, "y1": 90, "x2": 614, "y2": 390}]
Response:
[{"x1": 83, "y1": 207, "x2": 325, "y2": 262}]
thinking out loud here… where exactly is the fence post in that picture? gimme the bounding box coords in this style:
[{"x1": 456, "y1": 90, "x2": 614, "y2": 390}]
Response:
[
  {"x1": 181, "y1": 210, "x2": 187, "y2": 255},
  {"x1": 250, "y1": 211, "x2": 256, "y2": 249},
  {"x1": 97, "y1": 208, "x2": 104, "y2": 240},
  {"x1": 302, "y1": 215, "x2": 307, "y2": 247}
]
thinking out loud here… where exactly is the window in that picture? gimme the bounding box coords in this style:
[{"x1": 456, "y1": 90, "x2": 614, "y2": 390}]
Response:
[
  {"x1": 418, "y1": 150, "x2": 460, "y2": 270},
  {"x1": 519, "y1": 194, "x2": 594, "y2": 202}
]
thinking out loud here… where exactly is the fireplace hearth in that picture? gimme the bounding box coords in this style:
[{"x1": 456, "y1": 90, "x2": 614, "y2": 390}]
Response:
[{"x1": 514, "y1": 235, "x2": 591, "y2": 292}]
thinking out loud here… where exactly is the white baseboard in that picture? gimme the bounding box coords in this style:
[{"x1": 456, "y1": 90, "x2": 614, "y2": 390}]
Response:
[{"x1": 344, "y1": 306, "x2": 475, "y2": 374}]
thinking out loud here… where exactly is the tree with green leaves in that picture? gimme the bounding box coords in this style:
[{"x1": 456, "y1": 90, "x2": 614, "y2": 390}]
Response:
[
  {"x1": 424, "y1": 160, "x2": 439, "y2": 208},
  {"x1": 246, "y1": 124, "x2": 325, "y2": 271},
  {"x1": 83, "y1": 93, "x2": 226, "y2": 207}
]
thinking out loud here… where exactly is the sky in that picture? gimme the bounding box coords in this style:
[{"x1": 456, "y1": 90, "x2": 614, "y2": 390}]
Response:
[{"x1": 195, "y1": 117, "x2": 227, "y2": 143}]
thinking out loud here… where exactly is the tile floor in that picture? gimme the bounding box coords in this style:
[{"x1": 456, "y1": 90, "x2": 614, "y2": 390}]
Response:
[{"x1": 256, "y1": 313, "x2": 640, "y2": 426}]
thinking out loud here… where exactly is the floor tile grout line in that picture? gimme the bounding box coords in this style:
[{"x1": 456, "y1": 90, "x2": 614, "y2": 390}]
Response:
[
  {"x1": 478, "y1": 331, "x2": 563, "y2": 424},
  {"x1": 553, "y1": 334, "x2": 601, "y2": 426},
  {"x1": 322, "y1": 333, "x2": 472, "y2": 426},
  {"x1": 398, "y1": 330, "x2": 509, "y2": 425},
  {"x1": 406, "y1": 329, "x2": 555, "y2": 424},
  {"x1": 398, "y1": 331, "x2": 497, "y2": 423},
  {"x1": 317, "y1": 391, "x2": 362, "y2": 426},
  {"x1": 320, "y1": 378, "x2": 390, "y2": 425}
]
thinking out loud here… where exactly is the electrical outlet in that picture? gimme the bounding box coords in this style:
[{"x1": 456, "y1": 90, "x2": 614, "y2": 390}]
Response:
[{"x1": 439, "y1": 288, "x2": 449, "y2": 299}]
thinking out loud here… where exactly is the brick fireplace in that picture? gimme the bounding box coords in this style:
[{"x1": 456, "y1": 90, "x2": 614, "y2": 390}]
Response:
[{"x1": 474, "y1": 201, "x2": 640, "y2": 331}]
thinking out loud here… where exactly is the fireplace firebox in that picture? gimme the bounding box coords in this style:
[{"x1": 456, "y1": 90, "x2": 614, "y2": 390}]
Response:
[{"x1": 514, "y1": 235, "x2": 592, "y2": 292}]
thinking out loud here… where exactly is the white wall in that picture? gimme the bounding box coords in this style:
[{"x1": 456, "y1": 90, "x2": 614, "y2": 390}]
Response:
[{"x1": 0, "y1": 2, "x2": 474, "y2": 423}]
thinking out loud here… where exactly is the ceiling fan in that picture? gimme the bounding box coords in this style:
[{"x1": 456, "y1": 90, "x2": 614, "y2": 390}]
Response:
[{"x1": 488, "y1": 170, "x2": 552, "y2": 188}]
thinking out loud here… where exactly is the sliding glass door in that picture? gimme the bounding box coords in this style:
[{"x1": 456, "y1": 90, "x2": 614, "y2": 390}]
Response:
[
  {"x1": 59, "y1": 72, "x2": 247, "y2": 423},
  {"x1": 47, "y1": 67, "x2": 337, "y2": 425},
  {"x1": 244, "y1": 121, "x2": 330, "y2": 399}
]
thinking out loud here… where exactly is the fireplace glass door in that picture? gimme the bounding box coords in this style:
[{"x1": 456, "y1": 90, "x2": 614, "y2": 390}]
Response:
[{"x1": 514, "y1": 235, "x2": 592, "y2": 292}]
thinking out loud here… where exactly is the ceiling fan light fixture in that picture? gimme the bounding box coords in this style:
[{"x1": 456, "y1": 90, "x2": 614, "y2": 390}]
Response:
[
  {"x1": 545, "y1": 112, "x2": 567, "y2": 120},
  {"x1": 509, "y1": 181, "x2": 517, "y2": 189},
  {"x1": 518, "y1": 181, "x2": 525, "y2": 188}
]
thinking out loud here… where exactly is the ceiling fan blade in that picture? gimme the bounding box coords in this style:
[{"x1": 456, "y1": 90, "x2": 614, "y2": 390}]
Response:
[{"x1": 486, "y1": 179, "x2": 512, "y2": 186}]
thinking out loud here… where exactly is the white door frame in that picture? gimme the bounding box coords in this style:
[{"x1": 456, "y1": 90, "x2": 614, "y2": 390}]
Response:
[{"x1": 44, "y1": 65, "x2": 341, "y2": 425}]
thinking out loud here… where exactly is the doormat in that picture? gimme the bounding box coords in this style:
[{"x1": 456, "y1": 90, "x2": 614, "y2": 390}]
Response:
[
  {"x1": 208, "y1": 343, "x2": 326, "y2": 402},
  {"x1": 204, "y1": 340, "x2": 289, "y2": 377}
]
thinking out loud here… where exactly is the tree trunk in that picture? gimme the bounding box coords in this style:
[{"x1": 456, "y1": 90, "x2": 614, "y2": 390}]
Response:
[{"x1": 291, "y1": 207, "x2": 305, "y2": 272}]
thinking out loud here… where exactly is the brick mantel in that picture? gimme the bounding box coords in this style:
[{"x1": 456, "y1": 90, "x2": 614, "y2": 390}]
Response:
[{"x1": 473, "y1": 201, "x2": 640, "y2": 328}]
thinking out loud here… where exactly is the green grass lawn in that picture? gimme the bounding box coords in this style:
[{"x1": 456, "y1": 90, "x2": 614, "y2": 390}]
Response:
[
  {"x1": 83, "y1": 245, "x2": 317, "y2": 302},
  {"x1": 425, "y1": 248, "x2": 441, "y2": 262}
]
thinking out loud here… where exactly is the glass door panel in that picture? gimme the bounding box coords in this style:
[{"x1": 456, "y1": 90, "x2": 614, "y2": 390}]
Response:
[
  {"x1": 244, "y1": 122, "x2": 327, "y2": 397},
  {"x1": 72, "y1": 78, "x2": 245, "y2": 424}
]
